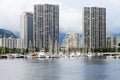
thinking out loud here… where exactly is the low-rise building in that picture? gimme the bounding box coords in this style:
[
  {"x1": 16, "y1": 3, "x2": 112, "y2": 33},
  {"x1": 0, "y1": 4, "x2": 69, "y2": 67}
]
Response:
[
  {"x1": 106, "y1": 37, "x2": 117, "y2": 49},
  {"x1": 0, "y1": 37, "x2": 21, "y2": 49}
]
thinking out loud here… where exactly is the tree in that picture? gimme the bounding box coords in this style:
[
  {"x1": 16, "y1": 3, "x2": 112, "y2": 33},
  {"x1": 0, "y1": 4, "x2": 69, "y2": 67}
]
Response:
[
  {"x1": 117, "y1": 47, "x2": 120, "y2": 52},
  {"x1": 45, "y1": 47, "x2": 49, "y2": 52},
  {"x1": 35, "y1": 47, "x2": 39, "y2": 52},
  {"x1": 0, "y1": 47, "x2": 3, "y2": 54}
]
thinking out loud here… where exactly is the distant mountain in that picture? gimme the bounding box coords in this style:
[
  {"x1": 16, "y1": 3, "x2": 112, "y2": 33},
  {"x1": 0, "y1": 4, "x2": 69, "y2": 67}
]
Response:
[
  {"x1": 13, "y1": 31, "x2": 20, "y2": 38},
  {"x1": 107, "y1": 33, "x2": 120, "y2": 37},
  {"x1": 0, "y1": 29, "x2": 17, "y2": 38}
]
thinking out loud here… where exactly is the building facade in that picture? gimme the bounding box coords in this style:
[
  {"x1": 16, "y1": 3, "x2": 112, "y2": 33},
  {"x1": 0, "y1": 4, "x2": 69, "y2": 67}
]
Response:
[
  {"x1": 33, "y1": 4, "x2": 59, "y2": 53},
  {"x1": 61, "y1": 33, "x2": 80, "y2": 50},
  {"x1": 106, "y1": 37, "x2": 117, "y2": 49},
  {"x1": 20, "y1": 12, "x2": 33, "y2": 48},
  {"x1": 16, "y1": 39, "x2": 21, "y2": 49},
  {"x1": 0, "y1": 37, "x2": 21, "y2": 49},
  {"x1": 83, "y1": 7, "x2": 106, "y2": 49}
]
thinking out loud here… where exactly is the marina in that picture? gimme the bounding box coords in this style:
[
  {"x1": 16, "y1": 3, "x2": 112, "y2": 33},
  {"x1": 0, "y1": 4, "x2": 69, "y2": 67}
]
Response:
[
  {"x1": 0, "y1": 0, "x2": 120, "y2": 80},
  {"x1": 1, "y1": 52, "x2": 120, "y2": 59}
]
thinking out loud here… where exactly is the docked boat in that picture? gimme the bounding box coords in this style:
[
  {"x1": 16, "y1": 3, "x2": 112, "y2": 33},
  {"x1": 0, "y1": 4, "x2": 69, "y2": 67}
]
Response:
[
  {"x1": 37, "y1": 50, "x2": 46, "y2": 58},
  {"x1": 106, "y1": 55, "x2": 114, "y2": 59},
  {"x1": 96, "y1": 53, "x2": 103, "y2": 56},
  {"x1": 87, "y1": 51, "x2": 95, "y2": 57},
  {"x1": 76, "y1": 52, "x2": 81, "y2": 57},
  {"x1": 26, "y1": 52, "x2": 37, "y2": 59},
  {"x1": 0, "y1": 55, "x2": 7, "y2": 58},
  {"x1": 59, "y1": 52, "x2": 63, "y2": 57},
  {"x1": 52, "y1": 54, "x2": 60, "y2": 58},
  {"x1": 16, "y1": 54, "x2": 24, "y2": 58},
  {"x1": 70, "y1": 53, "x2": 76, "y2": 57}
]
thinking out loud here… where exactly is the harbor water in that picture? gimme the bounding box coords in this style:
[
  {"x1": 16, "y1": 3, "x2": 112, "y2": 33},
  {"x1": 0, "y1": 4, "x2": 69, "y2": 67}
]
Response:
[{"x1": 0, "y1": 58, "x2": 120, "y2": 80}]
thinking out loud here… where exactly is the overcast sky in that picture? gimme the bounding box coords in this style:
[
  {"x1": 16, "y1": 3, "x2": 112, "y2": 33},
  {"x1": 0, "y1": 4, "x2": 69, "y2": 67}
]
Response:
[{"x1": 0, "y1": 0, "x2": 120, "y2": 33}]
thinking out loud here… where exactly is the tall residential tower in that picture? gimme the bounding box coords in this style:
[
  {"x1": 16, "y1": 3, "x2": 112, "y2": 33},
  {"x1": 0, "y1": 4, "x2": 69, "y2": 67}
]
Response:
[
  {"x1": 33, "y1": 4, "x2": 59, "y2": 53},
  {"x1": 20, "y1": 12, "x2": 33, "y2": 48},
  {"x1": 83, "y1": 7, "x2": 106, "y2": 49}
]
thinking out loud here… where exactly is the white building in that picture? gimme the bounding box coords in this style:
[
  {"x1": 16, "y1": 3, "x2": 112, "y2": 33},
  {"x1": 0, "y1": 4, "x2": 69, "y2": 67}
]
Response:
[
  {"x1": 106, "y1": 37, "x2": 117, "y2": 49},
  {"x1": 61, "y1": 33, "x2": 80, "y2": 49},
  {"x1": 16, "y1": 39, "x2": 21, "y2": 49},
  {"x1": 0, "y1": 37, "x2": 21, "y2": 49}
]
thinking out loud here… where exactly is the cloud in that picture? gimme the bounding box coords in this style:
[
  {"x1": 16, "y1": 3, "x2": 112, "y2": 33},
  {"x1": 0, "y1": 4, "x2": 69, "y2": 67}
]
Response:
[
  {"x1": 0, "y1": 0, "x2": 120, "y2": 34},
  {"x1": 0, "y1": 0, "x2": 59, "y2": 32},
  {"x1": 60, "y1": 7, "x2": 81, "y2": 33}
]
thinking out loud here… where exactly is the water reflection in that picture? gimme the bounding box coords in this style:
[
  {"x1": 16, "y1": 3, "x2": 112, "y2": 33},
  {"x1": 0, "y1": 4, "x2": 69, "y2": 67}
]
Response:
[
  {"x1": 24, "y1": 59, "x2": 61, "y2": 80},
  {"x1": 0, "y1": 58, "x2": 120, "y2": 80},
  {"x1": 83, "y1": 59, "x2": 107, "y2": 80}
]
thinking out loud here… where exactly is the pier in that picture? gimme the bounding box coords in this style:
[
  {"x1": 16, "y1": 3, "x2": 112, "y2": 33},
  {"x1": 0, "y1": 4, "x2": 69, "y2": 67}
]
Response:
[{"x1": 102, "y1": 52, "x2": 120, "y2": 56}]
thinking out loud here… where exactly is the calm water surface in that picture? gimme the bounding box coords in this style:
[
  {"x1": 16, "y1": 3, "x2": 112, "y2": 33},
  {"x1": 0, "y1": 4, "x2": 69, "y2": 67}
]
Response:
[{"x1": 0, "y1": 58, "x2": 120, "y2": 80}]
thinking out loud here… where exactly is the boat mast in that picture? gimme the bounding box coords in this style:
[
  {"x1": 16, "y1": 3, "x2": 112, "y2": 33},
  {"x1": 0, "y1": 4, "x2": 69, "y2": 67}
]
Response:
[
  {"x1": 21, "y1": 39, "x2": 23, "y2": 54},
  {"x1": 3, "y1": 34, "x2": 5, "y2": 54},
  {"x1": 29, "y1": 40, "x2": 31, "y2": 53}
]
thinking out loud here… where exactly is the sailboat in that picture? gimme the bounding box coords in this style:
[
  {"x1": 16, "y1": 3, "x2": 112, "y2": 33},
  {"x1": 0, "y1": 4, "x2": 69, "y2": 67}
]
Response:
[
  {"x1": 87, "y1": 49, "x2": 95, "y2": 57},
  {"x1": 37, "y1": 50, "x2": 46, "y2": 58},
  {"x1": 26, "y1": 40, "x2": 37, "y2": 59}
]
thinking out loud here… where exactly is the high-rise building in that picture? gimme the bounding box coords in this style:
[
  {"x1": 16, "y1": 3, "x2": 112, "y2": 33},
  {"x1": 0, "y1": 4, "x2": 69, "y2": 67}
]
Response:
[
  {"x1": 82, "y1": 7, "x2": 106, "y2": 49},
  {"x1": 33, "y1": 4, "x2": 59, "y2": 53},
  {"x1": 20, "y1": 12, "x2": 33, "y2": 48},
  {"x1": 61, "y1": 33, "x2": 80, "y2": 50}
]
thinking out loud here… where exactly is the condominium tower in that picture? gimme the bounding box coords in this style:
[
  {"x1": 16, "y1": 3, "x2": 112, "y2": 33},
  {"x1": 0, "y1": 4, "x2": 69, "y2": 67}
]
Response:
[
  {"x1": 20, "y1": 12, "x2": 33, "y2": 48},
  {"x1": 33, "y1": 4, "x2": 59, "y2": 53},
  {"x1": 83, "y1": 7, "x2": 106, "y2": 49},
  {"x1": 62, "y1": 33, "x2": 80, "y2": 49}
]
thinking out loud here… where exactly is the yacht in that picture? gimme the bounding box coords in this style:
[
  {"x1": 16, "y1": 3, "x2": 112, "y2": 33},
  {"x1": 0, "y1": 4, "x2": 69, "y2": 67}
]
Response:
[
  {"x1": 16, "y1": 54, "x2": 25, "y2": 58},
  {"x1": 106, "y1": 54, "x2": 115, "y2": 59},
  {"x1": 59, "y1": 52, "x2": 63, "y2": 57},
  {"x1": 37, "y1": 50, "x2": 46, "y2": 58},
  {"x1": 26, "y1": 52, "x2": 37, "y2": 59},
  {"x1": 52, "y1": 54, "x2": 60, "y2": 58},
  {"x1": 96, "y1": 53, "x2": 103, "y2": 56},
  {"x1": 0, "y1": 55, "x2": 7, "y2": 58},
  {"x1": 76, "y1": 52, "x2": 81, "y2": 57},
  {"x1": 70, "y1": 52, "x2": 76, "y2": 57}
]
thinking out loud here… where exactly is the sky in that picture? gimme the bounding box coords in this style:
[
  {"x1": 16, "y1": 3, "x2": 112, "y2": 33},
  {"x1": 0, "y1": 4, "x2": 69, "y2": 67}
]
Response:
[{"x1": 0, "y1": 0, "x2": 120, "y2": 34}]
